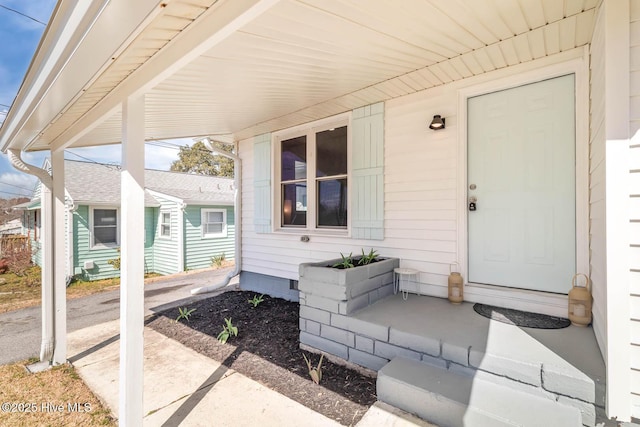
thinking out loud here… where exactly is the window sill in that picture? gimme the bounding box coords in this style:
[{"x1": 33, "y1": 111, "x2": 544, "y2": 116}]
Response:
[
  {"x1": 90, "y1": 244, "x2": 119, "y2": 251},
  {"x1": 273, "y1": 228, "x2": 349, "y2": 238},
  {"x1": 202, "y1": 234, "x2": 227, "y2": 239}
]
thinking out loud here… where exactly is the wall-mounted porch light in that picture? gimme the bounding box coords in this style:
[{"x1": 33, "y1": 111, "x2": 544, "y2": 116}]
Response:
[{"x1": 429, "y1": 115, "x2": 445, "y2": 130}]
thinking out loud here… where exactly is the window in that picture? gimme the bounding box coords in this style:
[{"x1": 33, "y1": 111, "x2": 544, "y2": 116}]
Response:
[
  {"x1": 202, "y1": 209, "x2": 227, "y2": 238},
  {"x1": 277, "y1": 120, "x2": 348, "y2": 231},
  {"x1": 91, "y1": 207, "x2": 118, "y2": 248},
  {"x1": 160, "y1": 211, "x2": 171, "y2": 238}
]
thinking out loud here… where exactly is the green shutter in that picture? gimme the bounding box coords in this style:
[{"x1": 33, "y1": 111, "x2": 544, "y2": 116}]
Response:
[
  {"x1": 352, "y1": 102, "x2": 384, "y2": 240},
  {"x1": 254, "y1": 133, "x2": 272, "y2": 233}
]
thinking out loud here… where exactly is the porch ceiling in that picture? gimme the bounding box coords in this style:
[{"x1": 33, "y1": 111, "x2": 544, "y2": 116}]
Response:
[{"x1": 24, "y1": 0, "x2": 597, "y2": 151}]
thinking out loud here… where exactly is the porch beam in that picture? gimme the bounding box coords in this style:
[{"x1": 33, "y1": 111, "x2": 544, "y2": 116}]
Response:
[
  {"x1": 51, "y1": 148, "x2": 67, "y2": 365},
  {"x1": 119, "y1": 94, "x2": 146, "y2": 426},
  {"x1": 49, "y1": 0, "x2": 280, "y2": 152},
  {"x1": 602, "y1": 0, "x2": 632, "y2": 420}
]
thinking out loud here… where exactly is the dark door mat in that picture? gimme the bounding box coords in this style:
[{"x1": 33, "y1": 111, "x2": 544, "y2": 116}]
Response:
[{"x1": 473, "y1": 303, "x2": 570, "y2": 329}]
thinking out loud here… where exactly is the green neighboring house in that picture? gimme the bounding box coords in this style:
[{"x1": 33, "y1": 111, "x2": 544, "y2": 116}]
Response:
[{"x1": 16, "y1": 159, "x2": 234, "y2": 280}]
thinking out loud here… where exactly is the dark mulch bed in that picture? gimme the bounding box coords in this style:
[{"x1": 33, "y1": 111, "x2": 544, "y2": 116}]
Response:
[{"x1": 146, "y1": 290, "x2": 377, "y2": 426}]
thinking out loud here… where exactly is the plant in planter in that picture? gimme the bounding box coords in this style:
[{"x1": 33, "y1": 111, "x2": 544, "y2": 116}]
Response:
[
  {"x1": 331, "y1": 248, "x2": 379, "y2": 269},
  {"x1": 358, "y1": 248, "x2": 379, "y2": 266},
  {"x1": 299, "y1": 249, "x2": 399, "y2": 316},
  {"x1": 332, "y1": 252, "x2": 354, "y2": 269}
]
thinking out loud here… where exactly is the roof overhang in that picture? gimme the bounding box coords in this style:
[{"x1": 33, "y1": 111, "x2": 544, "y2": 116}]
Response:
[
  {"x1": 0, "y1": 0, "x2": 598, "y2": 153},
  {"x1": 13, "y1": 200, "x2": 41, "y2": 210},
  {"x1": 182, "y1": 200, "x2": 233, "y2": 206}
]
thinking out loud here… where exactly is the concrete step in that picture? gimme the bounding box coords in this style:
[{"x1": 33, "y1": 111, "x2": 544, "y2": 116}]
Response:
[{"x1": 377, "y1": 357, "x2": 583, "y2": 427}]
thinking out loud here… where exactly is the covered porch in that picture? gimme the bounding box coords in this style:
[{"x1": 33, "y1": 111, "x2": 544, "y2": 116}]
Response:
[
  {"x1": 0, "y1": 0, "x2": 635, "y2": 425},
  {"x1": 316, "y1": 292, "x2": 606, "y2": 426}
]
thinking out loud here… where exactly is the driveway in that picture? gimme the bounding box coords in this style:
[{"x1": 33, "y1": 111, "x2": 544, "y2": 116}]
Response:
[{"x1": 0, "y1": 268, "x2": 237, "y2": 365}]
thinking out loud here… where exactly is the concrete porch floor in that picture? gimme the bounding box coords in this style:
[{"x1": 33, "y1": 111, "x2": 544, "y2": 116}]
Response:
[{"x1": 352, "y1": 293, "x2": 606, "y2": 413}]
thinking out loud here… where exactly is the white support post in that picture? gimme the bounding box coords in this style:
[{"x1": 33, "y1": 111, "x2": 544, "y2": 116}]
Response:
[
  {"x1": 39, "y1": 183, "x2": 54, "y2": 363},
  {"x1": 119, "y1": 94, "x2": 145, "y2": 426},
  {"x1": 602, "y1": 0, "x2": 632, "y2": 420},
  {"x1": 51, "y1": 148, "x2": 67, "y2": 365}
]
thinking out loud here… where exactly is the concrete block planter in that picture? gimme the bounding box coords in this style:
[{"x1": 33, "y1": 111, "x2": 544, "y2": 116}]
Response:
[
  {"x1": 298, "y1": 256, "x2": 399, "y2": 362},
  {"x1": 299, "y1": 257, "x2": 399, "y2": 315}
]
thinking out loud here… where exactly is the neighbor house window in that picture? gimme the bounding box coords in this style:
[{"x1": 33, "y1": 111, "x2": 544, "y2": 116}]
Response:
[
  {"x1": 160, "y1": 211, "x2": 171, "y2": 238},
  {"x1": 91, "y1": 207, "x2": 118, "y2": 248},
  {"x1": 202, "y1": 209, "x2": 227, "y2": 238},
  {"x1": 277, "y1": 120, "x2": 348, "y2": 231}
]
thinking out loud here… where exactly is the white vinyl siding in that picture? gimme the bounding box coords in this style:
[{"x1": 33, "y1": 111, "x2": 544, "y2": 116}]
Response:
[
  {"x1": 589, "y1": 4, "x2": 607, "y2": 362},
  {"x1": 240, "y1": 94, "x2": 459, "y2": 285},
  {"x1": 239, "y1": 48, "x2": 590, "y2": 304},
  {"x1": 201, "y1": 209, "x2": 227, "y2": 238},
  {"x1": 629, "y1": 0, "x2": 640, "y2": 417}
]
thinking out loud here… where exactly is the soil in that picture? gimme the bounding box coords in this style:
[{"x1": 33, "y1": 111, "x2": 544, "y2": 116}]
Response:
[{"x1": 146, "y1": 290, "x2": 377, "y2": 426}]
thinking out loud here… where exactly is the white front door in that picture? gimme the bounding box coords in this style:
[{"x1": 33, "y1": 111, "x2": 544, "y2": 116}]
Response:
[{"x1": 467, "y1": 74, "x2": 576, "y2": 294}]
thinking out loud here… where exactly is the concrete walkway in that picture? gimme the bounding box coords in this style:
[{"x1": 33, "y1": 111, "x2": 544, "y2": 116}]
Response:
[
  {"x1": 67, "y1": 318, "x2": 435, "y2": 427},
  {"x1": 0, "y1": 267, "x2": 236, "y2": 365}
]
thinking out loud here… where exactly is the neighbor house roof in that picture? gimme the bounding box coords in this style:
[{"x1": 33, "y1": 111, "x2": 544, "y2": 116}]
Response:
[
  {"x1": 145, "y1": 169, "x2": 234, "y2": 205},
  {"x1": 47, "y1": 160, "x2": 234, "y2": 207},
  {"x1": 13, "y1": 199, "x2": 41, "y2": 210}
]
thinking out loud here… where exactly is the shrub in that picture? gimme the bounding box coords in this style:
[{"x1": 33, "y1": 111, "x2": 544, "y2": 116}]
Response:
[
  {"x1": 107, "y1": 249, "x2": 121, "y2": 270},
  {"x1": 4, "y1": 240, "x2": 34, "y2": 277}
]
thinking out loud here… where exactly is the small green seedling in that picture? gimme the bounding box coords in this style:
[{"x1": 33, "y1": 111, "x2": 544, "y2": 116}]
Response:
[
  {"x1": 302, "y1": 353, "x2": 324, "y2": 385},
  {"x1": 211, "y1": 253, "x2": 226, "y2": 268},
  {"x1": 358, "y1": 248, "x2": 379, "y2": 265},
  {"x1": 217, "y1": 318, "x2": 238, "y2": 343},
  {"x1": 176, "y1": 307, "x2": 196, "y2": 323},
  {"x1": 332, "y1": 252, "x2": 354, "y2": 269},
  {"x1": 248, "y1": 294, "x2": 265, "y2": 308}
]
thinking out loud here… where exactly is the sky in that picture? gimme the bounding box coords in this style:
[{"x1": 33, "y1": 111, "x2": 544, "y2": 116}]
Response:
[{"x1": 0, "y1": 0, "x2": 194, "y2": 200}]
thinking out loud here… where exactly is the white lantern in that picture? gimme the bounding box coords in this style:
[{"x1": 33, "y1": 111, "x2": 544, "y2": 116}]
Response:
[
  {"x1": 448, "y1": 263, "x2": 463, "y2": 304},
  {"x1": 568, "y1": 273, "x2": 592, "y2": 327}
]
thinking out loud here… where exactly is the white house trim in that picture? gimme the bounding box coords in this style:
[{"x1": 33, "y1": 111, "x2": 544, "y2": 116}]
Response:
[
  {"x1": 456, "y1": 49, "x2": 590, "y2": 317},
  {"x1": 88, "y1": 206, "x2": 120, "y2": 250},
  {"x1": 66, "y1": 189, "x2": 75, "y2": 278},
  {"x1": 601, "y1": 0, "x2": 632, "y2": 419},
  {"x1": 271, "y1": 112, "x2": 351, "y2": 237},
  {"x1": 50, "y1": 0, "x2": 281, "y2": 152},
  {"x1": 177, "y1": 204, "x2": 185, "y2": 272},
  {"x1": 159, "y1": 210, "x2": 172, "y2": 239},
  {"x1": 201, "y1": 208, "x2": 228, "y2": 239},
  {"x1": 0, "y1": 0, "x2": 111, "y2": 151}
]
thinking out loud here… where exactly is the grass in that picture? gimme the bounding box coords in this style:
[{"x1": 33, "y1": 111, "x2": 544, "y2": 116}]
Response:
[
  {"x1": 0, "y1": 359, "x2": 115, "y2": 426},
  {"x1": 0, "y1": 266, "x2": 160, "y2": 314}
]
